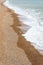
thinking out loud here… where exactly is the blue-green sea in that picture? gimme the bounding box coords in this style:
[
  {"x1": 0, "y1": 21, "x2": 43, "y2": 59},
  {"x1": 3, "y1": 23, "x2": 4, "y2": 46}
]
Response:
[{"x1": 8, "y1": 0, "x2": 43, "y2": 9}]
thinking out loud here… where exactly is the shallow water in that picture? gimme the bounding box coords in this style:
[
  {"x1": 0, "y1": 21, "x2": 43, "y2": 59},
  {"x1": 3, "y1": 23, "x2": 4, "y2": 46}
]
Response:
[{"x1": 3, "y1": 0, "x2": 43, "y2": 55}]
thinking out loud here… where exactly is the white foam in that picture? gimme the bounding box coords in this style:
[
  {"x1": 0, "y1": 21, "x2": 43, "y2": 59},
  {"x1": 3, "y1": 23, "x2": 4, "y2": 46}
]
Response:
[
  {"x1": 3, "y1": 0, "x2": 36, "y2": 26},
  {"x1": 3, "y1": 0, "x2": 43, "y2": 55},
  {"x1": 3, "y1": 0, "x2": 28, "y2": 16}
]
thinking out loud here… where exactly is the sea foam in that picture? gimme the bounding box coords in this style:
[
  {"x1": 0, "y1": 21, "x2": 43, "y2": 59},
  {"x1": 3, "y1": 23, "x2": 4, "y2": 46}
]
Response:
[{"x1": 3, "y1": 0, "x2": 43, "y2": 55}]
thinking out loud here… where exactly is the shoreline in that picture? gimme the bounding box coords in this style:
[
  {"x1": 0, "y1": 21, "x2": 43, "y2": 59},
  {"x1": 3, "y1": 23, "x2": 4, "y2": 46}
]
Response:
[
  {"x1": 3, "y1": 0, "x2": 43, "y2": 55},
  {"x1": 0, "y1": 2, "x2": 43, "y2": 65},
  {"x1": 10, "y1": 5, "x2": 43, "y2": 65}
]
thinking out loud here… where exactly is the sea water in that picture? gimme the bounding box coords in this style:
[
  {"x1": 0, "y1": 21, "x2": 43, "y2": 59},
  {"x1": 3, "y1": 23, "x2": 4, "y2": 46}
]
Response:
[{"x1": 3, "y1": 0, "x2": 43, "y2": 55}]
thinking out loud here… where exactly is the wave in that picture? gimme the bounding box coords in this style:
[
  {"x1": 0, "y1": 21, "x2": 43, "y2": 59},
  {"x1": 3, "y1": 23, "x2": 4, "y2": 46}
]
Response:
[{"x1": 3, "y1": 0, "x2": 43, "y2": 55}]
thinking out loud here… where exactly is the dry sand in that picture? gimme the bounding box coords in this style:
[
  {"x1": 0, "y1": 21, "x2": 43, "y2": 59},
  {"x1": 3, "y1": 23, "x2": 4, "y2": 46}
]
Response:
[
  {"x1": 0, "y1": 3, "x2": 43, "y2": 65},
  {"x1": 0, "y1": 0, "x2": 5, "y2": 3}
]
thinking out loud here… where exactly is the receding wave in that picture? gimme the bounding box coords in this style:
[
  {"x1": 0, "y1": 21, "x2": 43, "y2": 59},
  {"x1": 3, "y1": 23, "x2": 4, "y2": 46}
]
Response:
[{"x1": 3, "y1": 0, "x2": 43, "y2": 55}]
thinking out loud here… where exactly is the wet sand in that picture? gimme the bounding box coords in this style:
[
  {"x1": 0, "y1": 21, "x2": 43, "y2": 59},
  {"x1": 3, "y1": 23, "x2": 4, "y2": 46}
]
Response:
[{"x1": 0, "y1": 3, "x2": 43, "y2": 65}]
